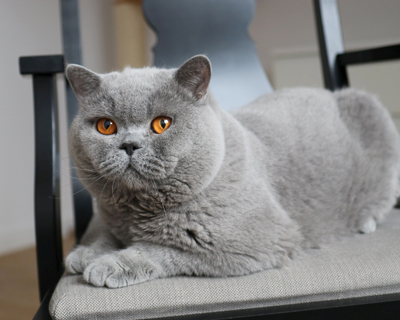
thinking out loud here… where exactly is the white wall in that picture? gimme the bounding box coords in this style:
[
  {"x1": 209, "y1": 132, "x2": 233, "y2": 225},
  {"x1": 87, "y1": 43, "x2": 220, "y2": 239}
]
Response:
[
  {"x1": 0, "y1": 0, "x2": 115, "y2": 256},
  {"x1": 0, "y1": 0, "x2": 62, "y2": 255}
]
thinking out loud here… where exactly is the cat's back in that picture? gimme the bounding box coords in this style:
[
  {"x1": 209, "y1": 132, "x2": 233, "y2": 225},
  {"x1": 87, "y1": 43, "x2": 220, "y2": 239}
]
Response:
[
  {"x1": 233, "y1": 87, "x2": 333, "y2": 118},
  {"x1": 231, "y1": 87, "x2": 342, "y2": 150},
  {"x1": 232, "y1": 87, "x2": 399, "y2": 161}
]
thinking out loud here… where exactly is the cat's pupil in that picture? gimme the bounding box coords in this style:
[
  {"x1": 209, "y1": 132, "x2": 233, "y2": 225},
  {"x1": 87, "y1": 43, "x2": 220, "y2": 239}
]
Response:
[
  {"x1": 161, "y1": 119, "x2": 166, "y2": 129},
  {"x1": 104, "y1": 119, "x2": 111, "y2": 130}
]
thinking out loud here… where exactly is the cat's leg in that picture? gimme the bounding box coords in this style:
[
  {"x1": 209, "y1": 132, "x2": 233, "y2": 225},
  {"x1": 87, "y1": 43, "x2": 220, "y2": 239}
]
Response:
[
  {"x1": 353, "y1": 172, "x2": 400, "y2": 234},
  {"x1": 65, "y1": 215, "x2": 120, "y2": 275},
  {"x1": 83, "y1": 241, "x2": 293, "y2": 288}
]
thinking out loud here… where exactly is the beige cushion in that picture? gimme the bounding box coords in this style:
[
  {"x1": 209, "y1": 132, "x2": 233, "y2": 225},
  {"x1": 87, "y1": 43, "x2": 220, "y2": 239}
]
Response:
[{"x1": 50, "y1": 209, "x2": 400, "y2": 319}]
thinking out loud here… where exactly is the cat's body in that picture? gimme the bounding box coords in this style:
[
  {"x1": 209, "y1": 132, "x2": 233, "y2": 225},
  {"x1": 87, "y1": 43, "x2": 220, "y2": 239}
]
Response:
[{"x1": 65, "y1": 56, "x2": 400, "y2": 288}]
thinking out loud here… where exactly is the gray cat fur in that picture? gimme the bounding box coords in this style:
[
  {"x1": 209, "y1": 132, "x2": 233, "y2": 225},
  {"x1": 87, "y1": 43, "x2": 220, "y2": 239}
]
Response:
[{"x1": 65, "y1": 55, "x2": 400, "y2": 288}]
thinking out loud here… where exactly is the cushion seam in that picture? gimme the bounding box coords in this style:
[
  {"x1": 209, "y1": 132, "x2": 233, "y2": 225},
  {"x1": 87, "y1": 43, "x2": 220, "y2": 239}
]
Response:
[{"x1": 50, "y1": 292, "x2": 70, "y2": 320}]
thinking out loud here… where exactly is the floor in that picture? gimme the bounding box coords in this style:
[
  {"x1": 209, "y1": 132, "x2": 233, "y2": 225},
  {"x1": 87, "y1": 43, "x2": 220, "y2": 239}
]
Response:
[{"x1": 0, "y1": 235, "x2": 74, "y2": 320}]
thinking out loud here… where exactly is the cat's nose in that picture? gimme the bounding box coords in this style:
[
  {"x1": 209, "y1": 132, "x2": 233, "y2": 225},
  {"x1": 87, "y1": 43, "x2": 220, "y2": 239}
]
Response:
[{"x1": 119, "y1": 142, "x2": 141, "y2": 156}]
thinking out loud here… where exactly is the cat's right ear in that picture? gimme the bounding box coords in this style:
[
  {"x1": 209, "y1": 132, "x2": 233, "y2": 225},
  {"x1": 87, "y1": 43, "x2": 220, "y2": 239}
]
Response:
[
  {"x1": 174, "y1": 55, "x2": 212, "y2": 100},
  {"x1": 65, "y1": 64, "x2": 102, "y2": 101}
]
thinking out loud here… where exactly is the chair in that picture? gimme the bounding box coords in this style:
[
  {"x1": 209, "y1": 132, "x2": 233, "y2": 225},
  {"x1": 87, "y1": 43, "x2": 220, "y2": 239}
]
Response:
[
  {"x1": 313, "y1": 0, "x2": 400, "y2": 91},
  {"x1": 20, "y1": 0, "x2": 400, "y2": 319}
]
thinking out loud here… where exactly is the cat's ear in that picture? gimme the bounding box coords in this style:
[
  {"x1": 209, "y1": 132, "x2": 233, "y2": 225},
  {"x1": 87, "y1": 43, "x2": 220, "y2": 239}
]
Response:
[
  {"x1": 65, "y1": 64, "x2": 102, "y2": 100},
  {"x1": 174, "y1": 55, "x2": 211, "y2": 100}
]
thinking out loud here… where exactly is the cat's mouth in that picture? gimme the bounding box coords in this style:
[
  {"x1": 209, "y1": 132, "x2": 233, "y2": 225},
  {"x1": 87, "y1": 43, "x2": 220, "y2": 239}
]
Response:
[
  {"x1": 119, "y1": 154, "x2": 169, "y2": 184},
  {"x1": 120, "y1": 162, "x2": 147, "y2": 189},
  {"x1": 124, "y1": 161, "x2": 148, "y2": 180}
]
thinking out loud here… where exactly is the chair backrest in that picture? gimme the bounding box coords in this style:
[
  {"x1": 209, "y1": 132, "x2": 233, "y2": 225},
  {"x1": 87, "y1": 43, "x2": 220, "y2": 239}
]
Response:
[
  {"x1": 314, "y1": 0, "x2": 400, "y2": 90},
  {"x1": 143, "y1": 0, "x2": 273, "y2": 111},
  {"x1": 313, "y1": 0, "x2": 345, "y2": 90}
]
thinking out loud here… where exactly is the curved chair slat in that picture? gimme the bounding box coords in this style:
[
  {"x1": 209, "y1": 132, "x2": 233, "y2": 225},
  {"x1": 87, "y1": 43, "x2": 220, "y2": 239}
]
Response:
[{"x1": 143, "y1": 0, "x2": 273, "y2": 111}]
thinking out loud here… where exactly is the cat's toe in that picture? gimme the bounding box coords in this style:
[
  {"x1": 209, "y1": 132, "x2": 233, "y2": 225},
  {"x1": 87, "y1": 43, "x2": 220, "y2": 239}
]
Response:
[
  {"x1": 359, "y1": 216, "x2": 376, "y2": 234},
  {"x1": 104, "y1": 271, "x2": 135, "y2": 288},
  {"x1": 83, "y1": 254, "x2": 137, "y2": 288},
  {"x1": 83, "y1": 259, "x2": 112, "y2": 287},
  {"x1": 65, "y1": 245, "x2": 100, "y2": 275},
  {"x1": 83, "y1": 252, "x2": 161, "y2": 288},
  {"x1": 65, "y1": 248, "x2": 85, "y2": 274}
]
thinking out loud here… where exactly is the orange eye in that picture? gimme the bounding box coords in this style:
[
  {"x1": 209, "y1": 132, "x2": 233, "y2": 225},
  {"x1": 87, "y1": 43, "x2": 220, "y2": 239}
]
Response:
[
  {"x1": 97, "y1": 118, "x2": 117, "y2": 135},
  {"x1": 151, "y1": 116, "x2": 172, "y2": 134}
]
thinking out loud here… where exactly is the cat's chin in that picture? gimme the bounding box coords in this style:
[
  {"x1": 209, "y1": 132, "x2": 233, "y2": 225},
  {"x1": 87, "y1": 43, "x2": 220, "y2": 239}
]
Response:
[{"x1": 120, "y1": 168, "x2": 145, "y2": 190}]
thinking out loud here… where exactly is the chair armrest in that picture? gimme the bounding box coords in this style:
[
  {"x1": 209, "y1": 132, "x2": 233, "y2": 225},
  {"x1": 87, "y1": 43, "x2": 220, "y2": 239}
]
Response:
[
  {"x1": 337, "y1": 44, "x2": 400, "y2": 67},
  {"x1": 333, "y1": 44, "x2": 400, "y2": 89}
]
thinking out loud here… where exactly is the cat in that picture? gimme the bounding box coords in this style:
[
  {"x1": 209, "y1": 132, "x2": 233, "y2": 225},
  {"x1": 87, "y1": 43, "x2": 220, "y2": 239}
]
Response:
[{"x1": 65, "y1": 55, "x2": 400, "y2": 288}]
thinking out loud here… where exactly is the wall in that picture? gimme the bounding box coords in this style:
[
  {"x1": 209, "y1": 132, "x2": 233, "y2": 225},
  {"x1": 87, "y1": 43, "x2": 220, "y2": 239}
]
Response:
[
  {"x1": 0, "y1": 0, "x2": 62, "y2": 255},
  {"x1": 249, "y1": 0, "x2": 400, "y2": 128},
  {"x1": 250, "y1": 0, "x2": 400, "y2": 82},
  {"x1": 0, "y1": 0, "x2": 115, "y2": 256}
]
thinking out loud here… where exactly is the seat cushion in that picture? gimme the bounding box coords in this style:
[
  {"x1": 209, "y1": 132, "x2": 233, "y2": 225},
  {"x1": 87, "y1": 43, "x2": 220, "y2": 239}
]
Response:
[{"x1": 50, "y1": 209, "x2": 400, "y2": 320}]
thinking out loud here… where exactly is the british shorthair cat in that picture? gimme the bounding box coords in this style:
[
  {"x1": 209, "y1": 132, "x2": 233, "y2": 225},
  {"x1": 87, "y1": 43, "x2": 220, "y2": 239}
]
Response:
[{"x1": 64, "y1": 55, "x2": 400, "y2": 288}]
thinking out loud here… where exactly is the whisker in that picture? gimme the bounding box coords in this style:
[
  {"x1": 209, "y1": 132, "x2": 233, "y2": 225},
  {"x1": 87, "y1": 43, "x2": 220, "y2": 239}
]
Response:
[
  {"x1": 60, "y1": 172, "x2": 100, "y2": 181},
  {"x1": 100, "y1": 177, "x2": 111, "y2": 203},
  {"x1": 51, "y1": 172, "x2": 108, "y2": 200},
  {"x1": 112, "y1": 176, "x2": 117, "y2": 206},
  {"x1": 59, "y1": 159, "x2": 98, "y2": 174},
  {"x1": 115, "y1": 180, "x2": 124, "y2": 204},
  {"x1": 69, "y1": 173, "x2": 107, "y2": 197},
  {"x1": 72, "y1": 167, "x2": 98, "y2": 173}
]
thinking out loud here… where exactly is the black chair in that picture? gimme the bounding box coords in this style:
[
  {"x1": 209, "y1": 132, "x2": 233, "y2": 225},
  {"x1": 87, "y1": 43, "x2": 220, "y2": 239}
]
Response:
[
  {"x1": 21, "y1": 0, "x2": 400, "y2": 319},
  {"x1": 314, "y1": 0, "x2": 400, "y2": 90}
]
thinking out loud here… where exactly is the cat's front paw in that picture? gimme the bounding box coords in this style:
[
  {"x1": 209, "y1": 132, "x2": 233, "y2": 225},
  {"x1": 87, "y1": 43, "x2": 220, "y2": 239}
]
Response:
[
  {"x1": 83, "y1": 251, "x2": 162, "y2": 288},
  {"x1": 65, "y1": 246, "x2": 101, "y2": 275}
]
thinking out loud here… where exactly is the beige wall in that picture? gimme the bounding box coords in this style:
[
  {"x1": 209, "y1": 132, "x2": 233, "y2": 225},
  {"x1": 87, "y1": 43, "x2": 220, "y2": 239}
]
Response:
[
  {"x1": 249, "y1": 0, "x2": 400, "y2": 130},
  {"x1": 80, "y1": 0, "x2": 116, "y2": 73},
  {"x1": 250, "y1": 0, "x2": 400, "y2": 81}
]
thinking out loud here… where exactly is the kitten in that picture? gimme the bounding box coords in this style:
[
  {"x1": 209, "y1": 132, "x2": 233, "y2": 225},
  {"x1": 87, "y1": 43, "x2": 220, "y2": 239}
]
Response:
[{"x1": 65, "y1": 55, "x2": 400, "y2": 288}]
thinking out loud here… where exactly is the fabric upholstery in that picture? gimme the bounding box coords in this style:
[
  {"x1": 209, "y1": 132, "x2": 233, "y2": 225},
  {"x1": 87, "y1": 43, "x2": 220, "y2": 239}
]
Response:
[{"x1": 50, "y1": 209, "x2": 400, "y2": 319}]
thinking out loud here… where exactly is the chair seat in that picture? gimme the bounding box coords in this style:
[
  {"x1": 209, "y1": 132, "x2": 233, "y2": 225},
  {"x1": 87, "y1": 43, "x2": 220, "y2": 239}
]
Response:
[{"x1": 50, "y1": 209, "x2": 400, "y2": 320}]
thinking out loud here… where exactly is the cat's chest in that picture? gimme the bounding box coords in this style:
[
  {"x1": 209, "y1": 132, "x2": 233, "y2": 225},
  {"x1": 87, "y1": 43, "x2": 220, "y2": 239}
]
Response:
[{"x1": 100, "y1": 193, "x2": 218, "y2": 252}]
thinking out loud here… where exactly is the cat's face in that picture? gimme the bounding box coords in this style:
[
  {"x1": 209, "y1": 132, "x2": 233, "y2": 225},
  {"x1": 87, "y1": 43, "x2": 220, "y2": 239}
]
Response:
[{"x1": 67, "y1": 56, "x2": 225, "y2": 203}]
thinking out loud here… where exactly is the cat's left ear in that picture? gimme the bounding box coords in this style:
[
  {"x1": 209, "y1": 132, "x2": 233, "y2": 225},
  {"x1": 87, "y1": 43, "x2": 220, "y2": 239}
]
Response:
[
  {"x1": 174, "y1": 55, "x2": 211, "y2": 100},
  {"x1": 65, "y1": 64, "x2": 102, "y2": 101}
]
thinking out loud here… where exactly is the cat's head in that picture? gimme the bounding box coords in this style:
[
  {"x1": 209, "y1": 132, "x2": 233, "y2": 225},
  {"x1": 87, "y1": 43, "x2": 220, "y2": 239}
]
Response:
[{"x1": 67, "y1": 55, "x2": 225, "y2": 205}]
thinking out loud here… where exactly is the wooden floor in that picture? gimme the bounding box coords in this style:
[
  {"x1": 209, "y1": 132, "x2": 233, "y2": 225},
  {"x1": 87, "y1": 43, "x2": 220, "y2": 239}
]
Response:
[{"x1": 0, "y1": 236, "x2": 74, "y2": 320}]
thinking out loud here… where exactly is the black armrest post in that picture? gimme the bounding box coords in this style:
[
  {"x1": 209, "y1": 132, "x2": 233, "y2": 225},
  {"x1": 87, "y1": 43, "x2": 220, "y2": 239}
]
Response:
[
  {"x1": 313, "y1": 0, "x2": 348, "y2": 90},
  {"x1": 20, "y1": 55, "x2": 65, "y2": 302}
]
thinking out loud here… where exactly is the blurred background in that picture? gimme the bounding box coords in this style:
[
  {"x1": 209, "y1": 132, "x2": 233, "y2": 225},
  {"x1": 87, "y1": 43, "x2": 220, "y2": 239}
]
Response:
[{"x1": 0, "y1": 0, "x2": 399, "y2": 318}]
